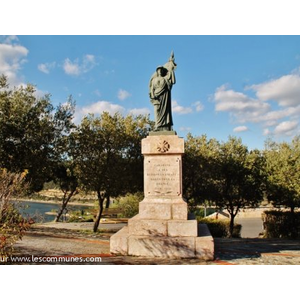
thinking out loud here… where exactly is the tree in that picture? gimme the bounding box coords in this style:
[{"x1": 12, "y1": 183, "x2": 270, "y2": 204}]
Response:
[
  {"x1": 51, "y1": 99, "x2": 78, "y2": 222},
  {"x1": 122, "y1": 114, "x2": 154, "y2": 195},
  {"x1": 214, "y1": 137, "x2": 265, "y2": 236},
  {"x1": 183, "y1": 134, "x2": 220, "y2": 209},
  {"x1": 183, "y1": 135, "x2": 265, "y2": 236},
  {"x1": 0, "y1": 75, "x2": 76, "y2": 192},
  {"x1": 71, "y1": 112, "x2": 151, "y2": 232},
  {"x1": 264, "y1": 137, "x2": 300, "y2": 212}
]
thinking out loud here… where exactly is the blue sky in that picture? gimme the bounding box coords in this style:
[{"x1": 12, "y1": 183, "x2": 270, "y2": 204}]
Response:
[{"x1": 1, "y1": 35, "x2": 300, "y2": 149}]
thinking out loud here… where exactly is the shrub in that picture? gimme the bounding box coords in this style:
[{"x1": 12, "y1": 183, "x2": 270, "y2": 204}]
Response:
[
  {"x1": 197, "y1": 217, "x2": 242, "y2": 238},
  {"x1": 0, "y1": 169, "x2": 31, "y2": 258},
  {"x1": 0, "y1": 203, "x2": 31, "y2": 257},
  {"x1": 114, "y1": 192, "x2": 143, "y2": 218},
  {"x1": 262, "y1": 211, "x2": 300, "y2": 238}
]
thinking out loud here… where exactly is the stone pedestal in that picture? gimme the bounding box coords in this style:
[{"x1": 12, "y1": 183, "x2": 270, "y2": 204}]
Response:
[{"x1": 110, "y1": 133, "x2": 214, "y2": 260}]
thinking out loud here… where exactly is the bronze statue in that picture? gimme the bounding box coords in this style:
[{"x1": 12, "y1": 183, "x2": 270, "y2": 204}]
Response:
[{"x1": 149, "y1": 51, "x2": 177, "y2": 131}]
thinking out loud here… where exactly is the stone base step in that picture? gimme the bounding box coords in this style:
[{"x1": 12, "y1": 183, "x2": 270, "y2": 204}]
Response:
[{"x1": 110, "y1": 224, "x2": 214, "y2": 260}]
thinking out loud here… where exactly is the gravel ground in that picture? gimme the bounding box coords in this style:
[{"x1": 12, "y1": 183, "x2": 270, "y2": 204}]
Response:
[{"x1": 6, "y1": 223, "x2": 300, "y2": 265}]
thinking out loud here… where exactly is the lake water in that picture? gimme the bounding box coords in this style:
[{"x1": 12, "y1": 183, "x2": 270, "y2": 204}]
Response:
[{"x1": 15, "y1": 200, "x2": 90, "y2": 222}]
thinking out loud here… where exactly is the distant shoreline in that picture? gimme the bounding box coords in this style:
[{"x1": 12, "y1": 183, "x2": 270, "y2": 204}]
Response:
[{"x1": 13, "y1": 198, "x2": 94, "y2": 207}]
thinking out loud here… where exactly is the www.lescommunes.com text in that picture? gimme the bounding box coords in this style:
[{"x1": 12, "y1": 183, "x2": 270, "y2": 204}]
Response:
[{"x1": 1, "y1": 255, "x2": 102, "y2": 263}]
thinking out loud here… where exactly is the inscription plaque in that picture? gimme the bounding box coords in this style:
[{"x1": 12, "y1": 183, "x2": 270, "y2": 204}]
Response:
[{"x1": 145, "y1": 156, "x2": 181, "y2": 196}]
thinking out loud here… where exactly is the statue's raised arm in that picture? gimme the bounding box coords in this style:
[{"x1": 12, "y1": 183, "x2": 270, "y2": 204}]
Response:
[{"x1": 149, "y1": 51, "x2": 177, "y2": 132}]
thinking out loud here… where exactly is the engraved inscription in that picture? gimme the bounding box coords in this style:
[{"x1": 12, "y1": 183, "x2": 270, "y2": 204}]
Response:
[{"x1": 145, "y1": 157, "x2": 181, "y2": 196}]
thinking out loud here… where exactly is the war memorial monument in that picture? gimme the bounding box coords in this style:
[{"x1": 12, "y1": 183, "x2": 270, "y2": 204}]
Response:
[{"x1": 110, "y1": 52, "x2": 214, "y2": 260}]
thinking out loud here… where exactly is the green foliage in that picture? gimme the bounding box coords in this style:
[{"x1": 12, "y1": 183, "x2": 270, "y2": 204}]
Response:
[
  {"x1": 71, "y1": 112, "x2": 151, "y2": 196},
  {"x1": 185, "y1": 135, "x2": 265, "y2": 237},
  {"x1": 264, "y1": 137, "x2": 300, "y2": 212},
  {"x1": 215, "y1": 138, "x2": 265, "y2": 237},
  {"x1": 70, "y1": 112, "x2": 152, "y2": 231},
  {"x1": 216, "y1": 137, "x2": 265, "y2": 213},
  {"x1": 0, "y1": 75, "x2": 76, "y2": 192},
  {"x1": 183, "y1": 134, "x2": 220, "y2": 206},
  {"x1": 0, "y1": 169, "x2": 31, "y2": 257},
  {"x1": 197, "y1": 217, "x2": 242, "y2": 238},
  {"x1": 262, "y1": 210, "x2": 300, "y2": 238},
  {"x1": 114, "y1": 192, "x2": 143, "y2": 218}
]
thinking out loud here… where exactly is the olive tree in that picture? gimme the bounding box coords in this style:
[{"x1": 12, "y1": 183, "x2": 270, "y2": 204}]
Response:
[
  {"x1": 70, "y1": 112, "x2": 151, "y2": 232},
  {"x1": 183, "y1": 134, "x2": 220, "y2": 209},
  {"x1": 214, "y1": 137, "x2": 265, "y2": 236},
  {"x1": 264, "y1": 137, "x2": 300, "y2": 212},
  {"x1": 0, "y1": 74, "x2": 76, "y2": 192}
]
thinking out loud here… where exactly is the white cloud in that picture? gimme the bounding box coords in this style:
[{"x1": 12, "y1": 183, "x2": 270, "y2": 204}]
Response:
[
  {"x1": 128, "y1": 108, "x2": 150, "y2": 115},
  {"x1": 0, "y1": 37, "x2": 46, "y2": 98},
  {"x1": 74, "y1": 100, "x2": 125, "y2": 123},
  {"x1": 214, "y1": 85, "x2": 270, "y2": 115},
  {"x1": 81, "y1": 101, "x2": 125, "y2": 115},
  {"x1": 213, "y1": 66, "x2": 300, "y2": 137},
  {"x1": 274, "y1": 120, "x2": 298, "y2": 136},
  {"x1": 259, "y1": 105, "x2": 300, "y2": 126},
  {"x1": 172, "y1": 100, "x2": 204, "y2": 115},
  {"x1": 118, "y1": 89, "x2": 131, "y2": 101},
  {"x1": 233, "y1": 126, "x2": 248, "y2": 133},
  {"x1": 0, "y1": 42, "x2": 28, "y2": 85},
  {"x1": 74, "y1": 100, "x2": 151, "y2": 124},
  {"x1": 38, "y1": 64, "x2": 49, "y2": 74},
  {"x1": 193, "y1": 101, "x2": 204, "y2": 112},
  {"x1": 213, "y1": 79, "x2": 300, "y2": 135},
  {"x1": 213, "y1": 84, "x2": 300, "y2": 136},
  {"x1": 214, "y1": 85, "x2": 272, "y2": 127},
  {"x1": 172, "y1": 100, "x2": 193, "y2": 115},
  {"x1": 251, "y1": 74, "x2": 300, "y2": 106},
  {"x1": 38, "y1": 62, "x2": 56, "y2": 74},
  {"x1": 63, "y1": 54, "x2": 97, "y2": 76},
  {"x1": 63, "y1": 58, "x2": 80, "y2": 76}
]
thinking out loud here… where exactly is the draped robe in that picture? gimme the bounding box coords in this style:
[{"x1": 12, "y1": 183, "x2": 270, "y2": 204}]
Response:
[{"x1": 149, "y1": 62, "x2": 176, "y2": 131}]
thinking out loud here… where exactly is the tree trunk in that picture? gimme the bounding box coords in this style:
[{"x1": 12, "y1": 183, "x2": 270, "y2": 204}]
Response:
[
  {"x1": 290, "y1": 206, "x2": 297, "y2": 238},
  {"x1": 229, "y1": 213, "x2": 235, "y2": 238},
  {"x1": 227, "y1": 205, "x2": 240, "y2": 238},
  {"x1": 55, "y1": 189, "x2": 77, "y2": 222},
  {"x1": 55, "y1": 200, "x2": 67, "y2": 222},
  {"x1": 93, "y1": 191, "x2": 105, "y2": 232},
  {"x1": 105, "y1": 195, "x2": 110, "y2": 209}
]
